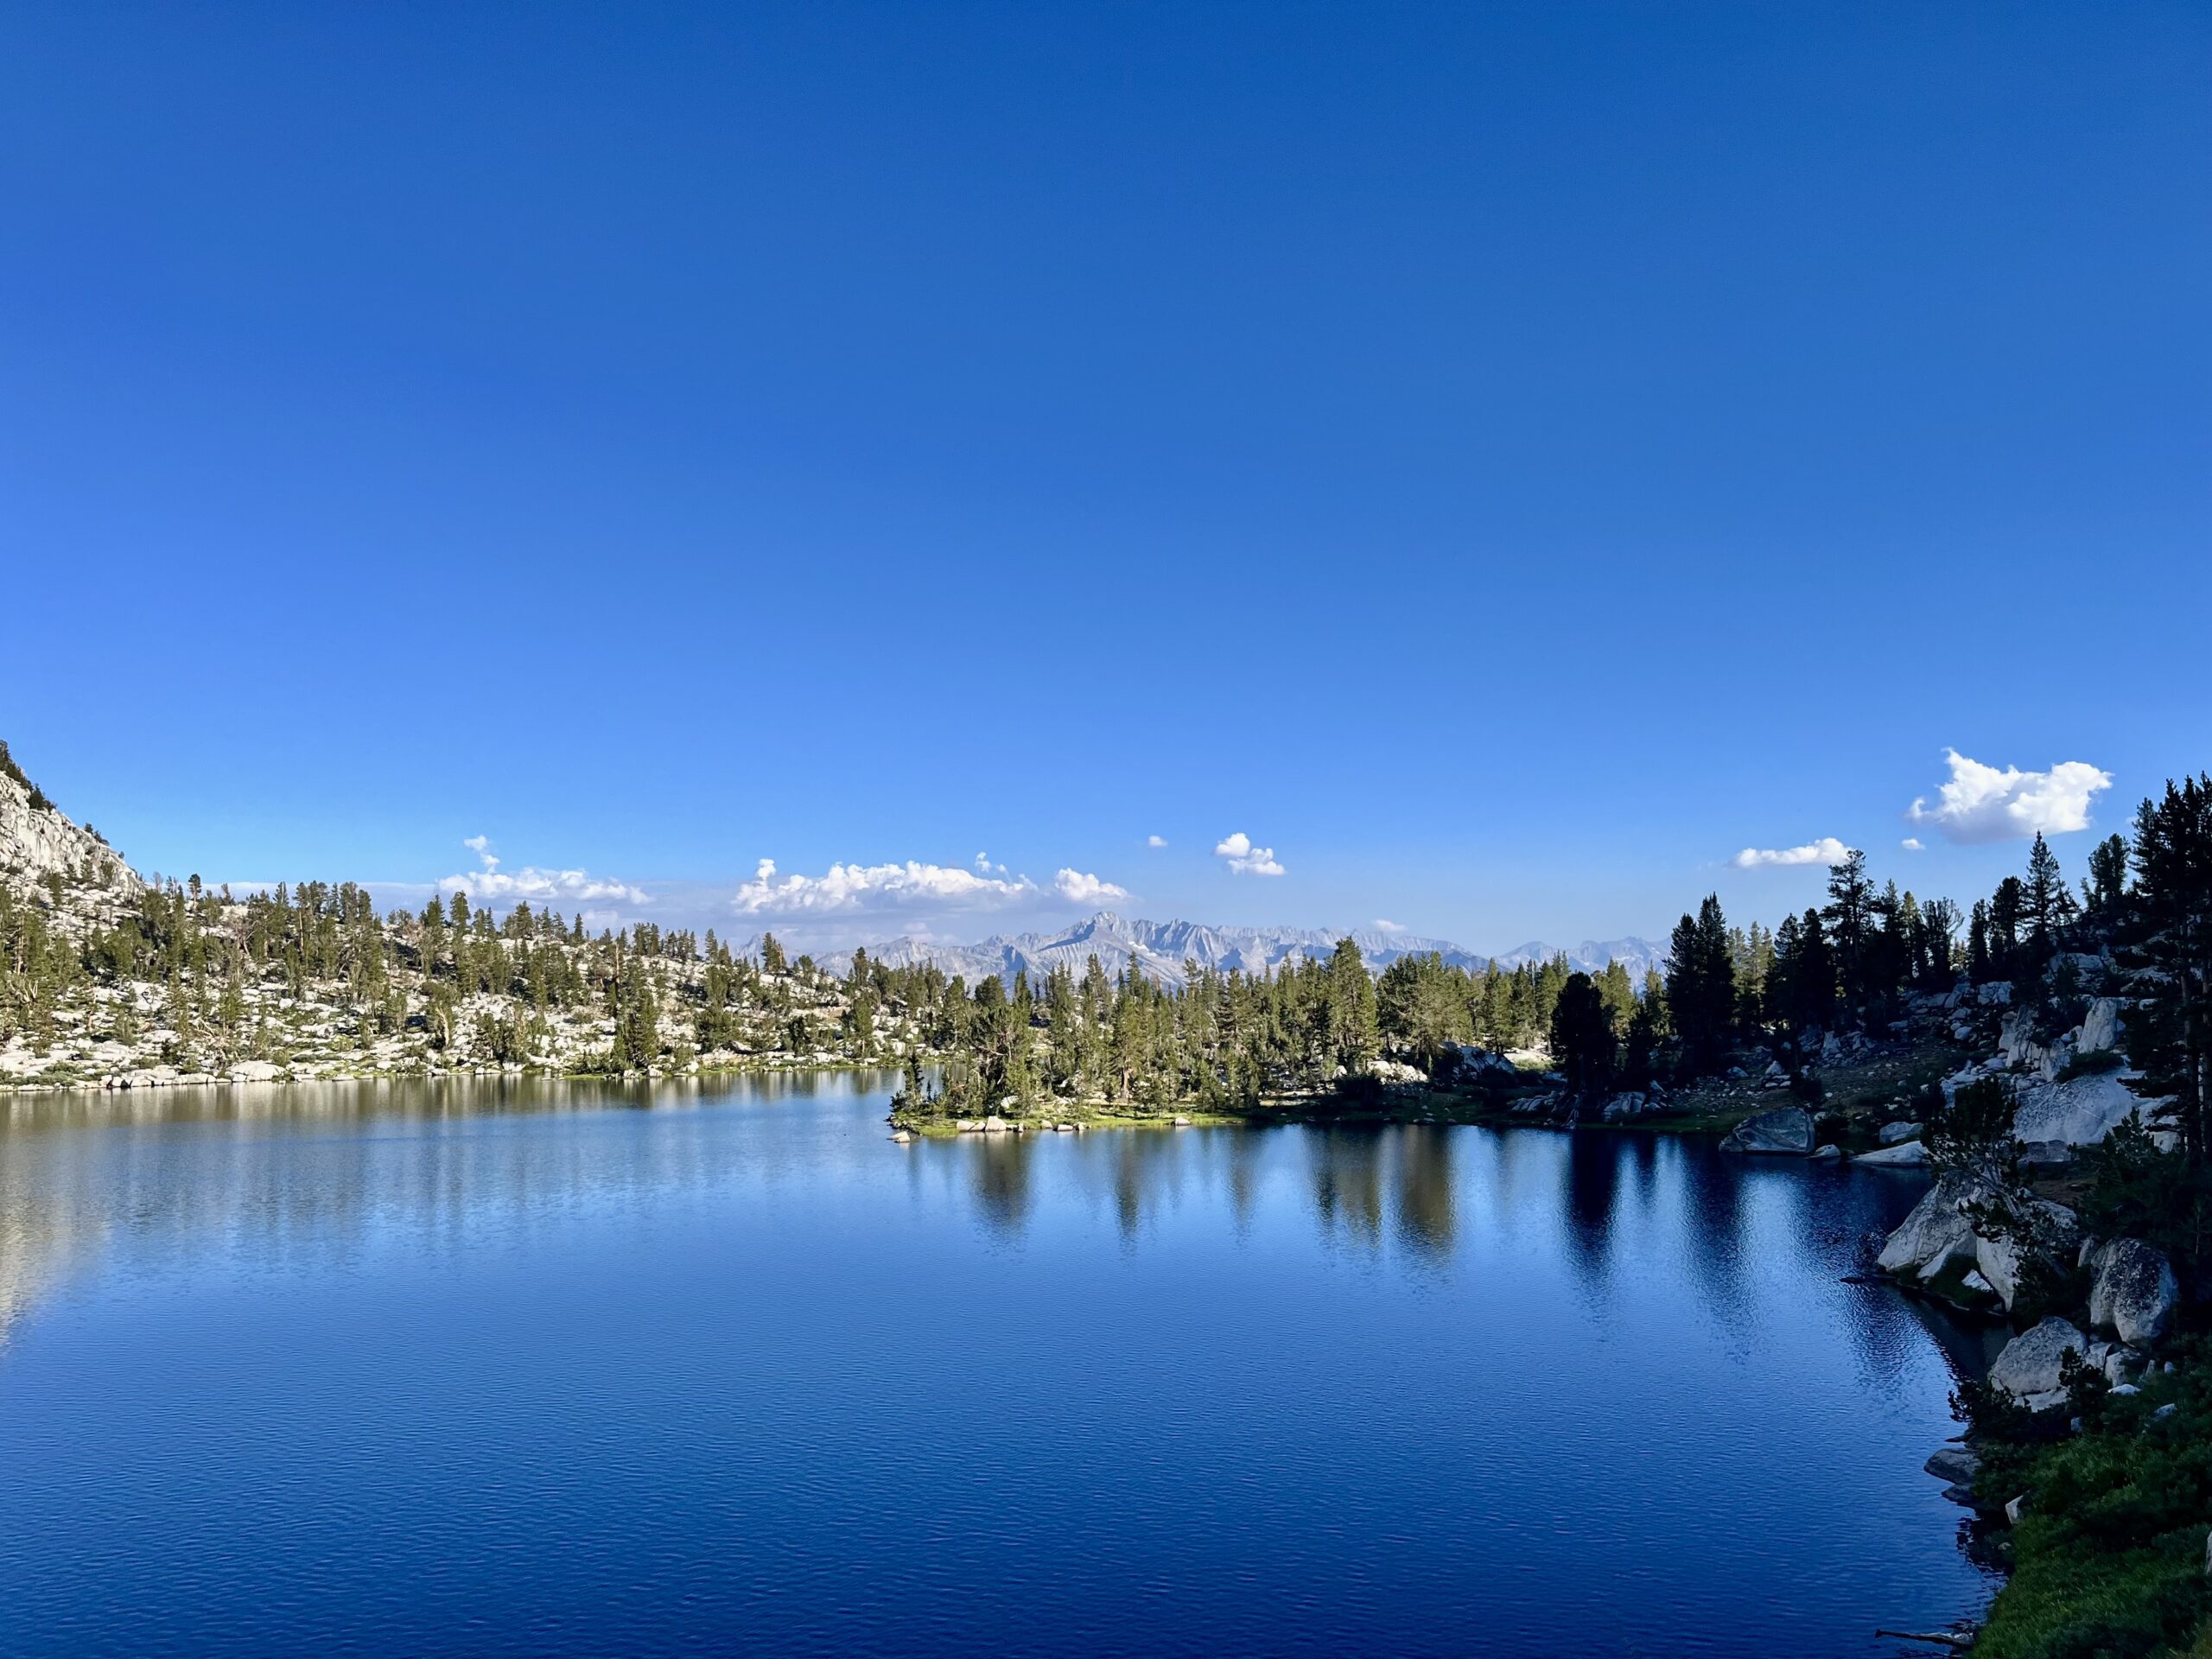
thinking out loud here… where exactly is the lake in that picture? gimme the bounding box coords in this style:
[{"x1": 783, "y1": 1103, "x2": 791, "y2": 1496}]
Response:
[{"x1": 0, "y1": 1071, "x2": 1996, "y2": 1656}]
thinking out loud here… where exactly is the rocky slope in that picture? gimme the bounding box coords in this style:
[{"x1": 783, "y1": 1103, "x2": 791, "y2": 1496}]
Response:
[
  {"x1": 0, "y1": 752, "x2": 139, "y2": 922},
  {"x1": 0, "y1": 747, "x2": 903, "y2": 1091}
]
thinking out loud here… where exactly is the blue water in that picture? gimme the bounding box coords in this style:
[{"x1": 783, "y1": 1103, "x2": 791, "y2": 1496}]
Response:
[{"x1": 0, "y1": 1073, "x2": 1995, "y2": 1656}]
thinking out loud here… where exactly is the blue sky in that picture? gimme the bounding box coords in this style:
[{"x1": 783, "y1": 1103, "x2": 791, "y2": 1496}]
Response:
[{"x1": 4, "y1": 3, "x2": 2207, "y2": 952}]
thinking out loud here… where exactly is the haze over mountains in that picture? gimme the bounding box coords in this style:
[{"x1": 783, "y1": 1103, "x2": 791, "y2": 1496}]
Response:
[{"x1": 802, "y1": 912, "x2": 1666, "y2": 991}]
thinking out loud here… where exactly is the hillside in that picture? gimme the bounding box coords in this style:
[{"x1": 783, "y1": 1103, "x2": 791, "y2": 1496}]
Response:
[
  {"x1": 0, "y1": 741, "x2": 1658, "y2": 1096},
  {"x1": 0, "y1": 743, "x2": 138, "y2": 919},
  {"x1": 0, "y1": 746, "x2": 904, "y2": 1090}
]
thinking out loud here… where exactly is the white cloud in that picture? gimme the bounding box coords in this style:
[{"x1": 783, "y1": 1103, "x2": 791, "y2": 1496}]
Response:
[
  {"x1": 1054, "y1": 868, "x2": 1130, "y2": 905},
  {"x1": 1902, "y1": 837, "x2": 1925, "y2": 851},
  {"x1": 1214, "y1": 831, "x2": 1286, "y2": 877},
  {"x1": 1373, "y1": 918, "x2": 1406, "y2": 934},
  {"x1": 735, "y1": 856, "x2": 1038, "y2": 916},
  {"x1": 1147, "y1": 834, "x2": 1167, "y2": 849},
  {"x1": 737, "y1": 854, "x2": 1135, "y2": 918},
  {"x1": 441, "y1": 838, "x2": 645, "y2": 906},
  {"x1": 1907, "y1": 749, "x2": 2113, "y2": 844},
  {"x1": 1729, "y1": 836, "x2": 1851, "y2": 870}
]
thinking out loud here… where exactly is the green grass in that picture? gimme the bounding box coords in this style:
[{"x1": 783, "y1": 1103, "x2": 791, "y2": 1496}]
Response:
[
  {"x1": 1973, "y1": 1347, "x2": 2212, "y2": 1658},
  {"x1": 1980, "y1": 1540, "x2": 2211, "y2": 1659}
]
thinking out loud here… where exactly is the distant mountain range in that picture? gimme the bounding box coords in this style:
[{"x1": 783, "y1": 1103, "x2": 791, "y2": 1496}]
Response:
[{"x1": 791, "y1": 912, "x2": 1665, "y2": 991}]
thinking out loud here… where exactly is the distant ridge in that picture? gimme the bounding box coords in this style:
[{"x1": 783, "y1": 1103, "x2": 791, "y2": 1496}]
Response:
[{"x1": 783, "y1": 912, "x2": 1664, "y2": 992}]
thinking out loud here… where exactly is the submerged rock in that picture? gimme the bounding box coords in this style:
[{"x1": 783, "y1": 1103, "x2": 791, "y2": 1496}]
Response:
[
  {"x1": 2087, "y1": 1239, "x2": 2179, "y2": 1347},
  {"x1": 1719, "y1": 1106, "x2": 1815, "y2": 1155}
]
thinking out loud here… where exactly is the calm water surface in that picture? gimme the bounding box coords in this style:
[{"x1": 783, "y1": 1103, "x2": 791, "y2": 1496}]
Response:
[{"x1": 0, "y1": 1072, "x2": 1997, "y2": 1656}]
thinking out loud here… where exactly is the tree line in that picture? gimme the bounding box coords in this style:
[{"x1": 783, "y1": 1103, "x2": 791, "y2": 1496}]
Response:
[{"x1": 895, "y1": 793, "x2": 2212, "y2": 1124}]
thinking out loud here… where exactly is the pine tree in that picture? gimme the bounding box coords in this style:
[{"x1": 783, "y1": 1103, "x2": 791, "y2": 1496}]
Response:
[
  {"x1": 1822, "y1": 848, "x2": 1873, "y2": 1018},
  {"x1": 1548, "y1": 972, "x2": 1617, "y2": 1103},
  {"x1": 1664, "y1": 895, "x2": 1736, "y2": 1078},
  {"x1": 1325, "y1": 938, "x2": 1378, "y2": 1076},
  {"x1": 2124, "y1": 777, "x2": 2212, "y2": 1163},
  {"x1": 1989, "y1": 877, "x2": 2024, "y2": 981},
  {"x1": 2086, "y1": 832, "x2": 2130, "y2": 918},
  {"x1": 2024, "y1": 832, "x2": 2074, "y2": 956}
]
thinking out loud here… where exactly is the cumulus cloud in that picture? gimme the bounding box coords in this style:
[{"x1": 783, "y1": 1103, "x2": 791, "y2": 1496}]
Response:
[
  {"x1": 1147, "y1": 835, "x2": 1167, "y2": 849},
  {"x1": 1054, "y1": 868, "x2": 1130, "y2": 905},
  {"x1": 1214, "y1": 831, "x2": 1286, "y2": 877},
  {"x1": 1729, "y1": 836, "x2": 1852, "y2": 870},
  {"x1": 1373, "y1": 918, "x2": 1406, "y2": 934},
  {"x1": 1902, "y1": 837, "x2": 1925, "y2": 851},
  {"x1": 441, "y1": 838, "x2": 645, "y2": 906},
  {"x1": 734, "y1": 854, "x2": 1134, "y2": 919},
  {"x1": 1907, "y1": 749, "x2": 2113, "y2": 844},
  {"x1": 734, "y1": 857, "x2": 1037, "y2": 916}
]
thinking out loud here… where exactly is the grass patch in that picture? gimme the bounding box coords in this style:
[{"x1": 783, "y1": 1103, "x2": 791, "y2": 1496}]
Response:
[{"x1": 1972, "y1": 1346, "x2": 2212, "y2": 1659}]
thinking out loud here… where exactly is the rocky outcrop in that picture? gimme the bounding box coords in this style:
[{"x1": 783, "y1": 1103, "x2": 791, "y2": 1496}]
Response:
[
  {"x1": 1974, "y1": 1199, "x2": 2079, "y2": 1312},
  {"x1": 1999, "y1": 1010, "x2": 2054, "y2": 1076},
  {"x1": 1600, "y1": 1090, "x2": 1662, "y2": 1122},
  {"x1": 1367, "y1": 1058, "x2": 1427, "y2": 1085},
  {"x1": 1718, "y1": 1106, "x2": 1815, "y2": 1154},
  {"x1": 1878, "y1": 1173, "x2": 1988, "y2": 1282},
  {"x1": 2013, "y1": 1071, "x2": 2157, "y2": 1147},
  {"x1": 2087, "y1": 1240, "x2": 2178, "y2": 1347},
  {"x1": 2075, "y1": 999, "x2": 2122, "y2": 1055},
  {"x1": 1878, "y1": 1120, "x2": 1923, "y2": 1146},
  {"x1": 1441, "y1": 1044, "x2": 1521, "y2": 1083},
  {"x1": 1924, "y1": 1444, "x2": 1980, "y2": 1505},
  {"x1": 0, "y1": 765, "x2": 138, "y2": 905},
  {"x1": 1987, "y1": 1317, "x2": 2092, "y2": 1412},
  {"x1": 1855, "y1": 1141, "x2": 1929, "y2": 1168},
  {"x1": 2082, "y1": 1337, "x2": 2146, "y2": 1386}
]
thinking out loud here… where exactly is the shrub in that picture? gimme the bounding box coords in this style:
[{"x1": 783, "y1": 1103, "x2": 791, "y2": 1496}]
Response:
[
  {"x1": 2058, "y1": 1047, "x2": 2126, "y2": 1081},
  {"x1": 1975, "y1": 1344, "x2": 2212, "y2": 1658}
]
